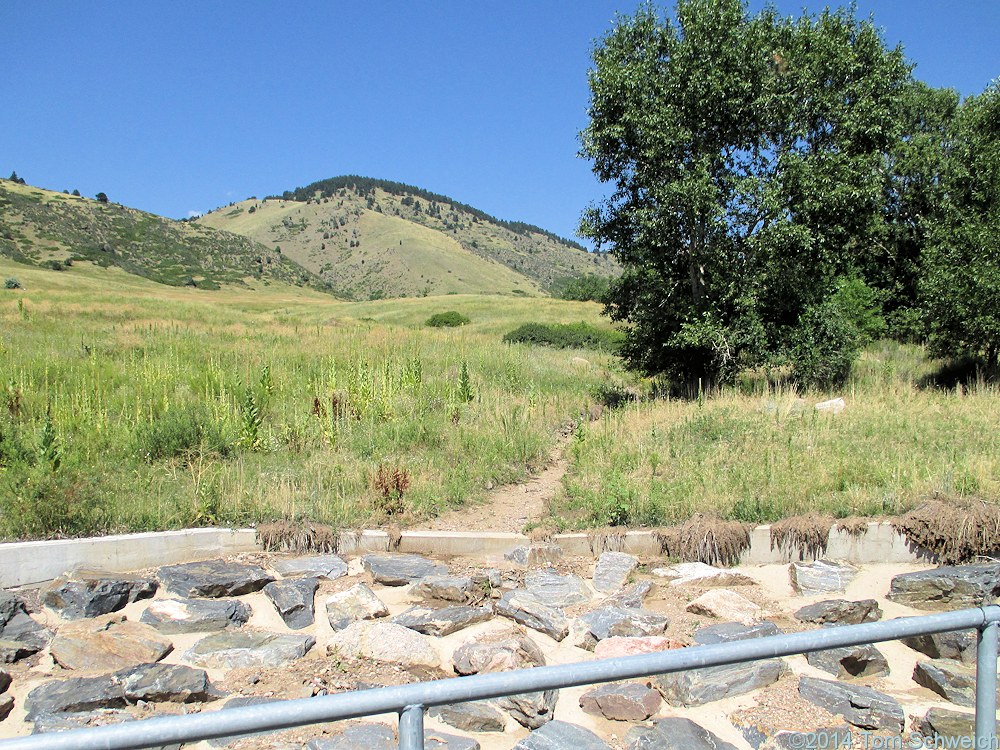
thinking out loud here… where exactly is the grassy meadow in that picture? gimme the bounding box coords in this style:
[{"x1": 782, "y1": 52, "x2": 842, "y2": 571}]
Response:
[{"x1": 2, "y1": 257, "x2": 998, "y2": 542}]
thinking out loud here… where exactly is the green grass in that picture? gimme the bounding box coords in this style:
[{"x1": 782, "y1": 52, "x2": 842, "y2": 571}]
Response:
[{"x1": 0, "y1": 257, "x2": 621, "y2": 540}]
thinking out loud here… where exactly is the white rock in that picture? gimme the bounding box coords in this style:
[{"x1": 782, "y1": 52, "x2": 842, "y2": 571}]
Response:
[
  {"x1": 815, "y1": 397, "x2": 846, "y2": 414},
  {"x1": 652, "y1": 562, "x2": 754, "y2": 587},
  {"x1": 686, "y1": 590, "x2": 762, "y2": 625},
  {"x1": 327, "y1": 621, "x2": 440, "y2": 668}
]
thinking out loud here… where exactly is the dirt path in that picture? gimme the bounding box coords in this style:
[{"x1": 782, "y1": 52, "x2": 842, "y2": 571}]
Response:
[{"x1": 411, "y1": 439, "x2": 570, "y2": 533}]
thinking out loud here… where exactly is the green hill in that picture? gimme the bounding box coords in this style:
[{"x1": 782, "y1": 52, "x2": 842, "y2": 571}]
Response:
[
  {"x1": 197, "y1": 175, "x2": 618, "y2": 300},
  {"x1": 0, "y1": 179, "x2": 322, "y2": 291}
]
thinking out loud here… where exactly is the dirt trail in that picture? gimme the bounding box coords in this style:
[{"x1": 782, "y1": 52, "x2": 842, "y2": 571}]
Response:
[{"x1": 411, "y1": 439, "x2": 570, "y2": 533}]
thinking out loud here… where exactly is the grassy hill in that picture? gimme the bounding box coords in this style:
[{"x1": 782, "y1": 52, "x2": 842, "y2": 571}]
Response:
[
  {"x1": 197, "y1": 176, "x2": 618, "y2": 300},
  {"x1": 0, "y1": 179, "x2": 323, "y2": 291}
]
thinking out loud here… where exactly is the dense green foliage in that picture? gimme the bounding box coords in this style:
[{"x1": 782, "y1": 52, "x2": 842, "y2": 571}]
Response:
[
  {"x1": 425, "y1": 311, "x2": 471, "y2": 328},
  {"x1": 503, "y1": 322, "x2": 624, "y2": 352},
  {"x1": 552, "y1": 273, "x2": 611, "y2": 302}
]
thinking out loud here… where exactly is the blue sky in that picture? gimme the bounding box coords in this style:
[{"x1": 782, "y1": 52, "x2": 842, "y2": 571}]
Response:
[{"x1": 3, "y1": 2, "x2": 997, "y2": 245}]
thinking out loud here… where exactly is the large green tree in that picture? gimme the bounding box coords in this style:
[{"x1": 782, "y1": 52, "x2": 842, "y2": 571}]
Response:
[{"x1": 580, "y1": 0, "x2": 911, "y2": 386}]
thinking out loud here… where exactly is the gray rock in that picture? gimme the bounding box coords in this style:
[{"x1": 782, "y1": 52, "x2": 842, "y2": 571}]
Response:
[
  {"x1": 412, "y1": 576, "x2": 475, "y2": 603},
  {"x1": 325, "y1": 583, "x2": 389, "y2": 631},
  {"x1": 794, "y1": 599, "x2": 882, "y2": 625},
  {"x1": 452, "y1": 632, "x2": 545, "y2": 675},
  {"x1": 362, "y1": 554, "x2": 447, "y2": 585},
  {"x1": 24, "y1": 676, "x2": 126, "y2": 720},
  {"x1": 264, "y1": 577, "x2": 319, "y2": 629},
  {"x1": 693, "y1": 621, "x2": 781, "y2": 645},
  {"x1": 140, "y1": 598, "x2": 251, "y2": 634},
  {"x1": 602, "y1": 580, "x2": 654, "y2": 609},
  {"x1": 307, "y1": 723, "x2": 396, "y2": 750},
  {"x1": 625, "y1": 717, "x2": 739, "y2": 750},
  {"x1": 40, "y1": 569, "x2": 156, "y2": 619},
  {"x1": 655, "y1": 659, "x2": 787, "y2": 706},
  {"x1": 913, "y1": 659, "x2": 988, "y2": 707},
  {"x1": 157, "y1": 560, "x2": 274, "y2": 598},
  {"x1": 429, "y1": 702, "x2": 506, "y2": 732},
  {"x1": 392, "y1": 605, "x2": 493, "y2": 637},
  {"x1": 505, "y1": 545, "x2": 563, "y2": 569},
  {"x1": 31, "y1": 709, "x2": 180, "y2": 750},
  {"x1": 496, "y1": 590, "x2": 569, "y2": 641},
  {"x1": 789, "y1": 559, "x2": 858, "y2": 596},
  {"x1": 0, "y1": 591, "x2": 52, "y2": 660},
  {"x1": 889, "y1": 565, "x2": 1000, "y2": 610},
  {"x1": 271, "y1": 554, "x2": 348, "y2": 580},
  {"x1": 184, "y1": 631, "x2": 315, "y2": 668},
  {"x1": 572, "y1": 607, "x2": 669, "y2": 650},
  {"x1": 511, "y1": 720, "x2": 608, "y2": 749},
  {"x1": 115, "y1": 663, "x2": 220, "y2": 703},
  {"x1": 0, "y1": 669, "x2": 10, "y2": 693},
  {"x1": 0, "y1": 694, "x2": 12, "y2": 720},
  {"x1": 914, "y1": 707, "x2": 991, "y2": 744},
  {"x1": 208, "y1": 696, "x2": 283, "y2": 747},
  {"x1": 525, "y1": 569, "x2": 591, "y2": 607},
  {"x1": 592, "y1": 552, "x2": 639, "y2": 593},
  {"x1": 902, "y1": 630, "x2": 977, "y2": 665},
  {"x1": 499, "y1": 690, "x2": 559, "y2": 729},
  {"x1": 423, "y1": 729, "x2": 480, "y2": 750},
  {"x1": 730, "y1": 713, "x2": 851, "y2": 750},
  {"x1": 653, "y1": 562, "x2": 754, "y2": 587},
  {"x1": 798, "y1": 675, "x2": 904, "y2": 732},
  {"x1": 806, "y1": 643, "x2": 890, "y2": 679},
  {"x1": 579, "y1": 682, "x2": 661, "y2": 721}
]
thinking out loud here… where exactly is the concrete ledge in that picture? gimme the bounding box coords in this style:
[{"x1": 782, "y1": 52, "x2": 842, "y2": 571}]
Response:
[{"x1": 397, "y1": 531, "x2": 530, "y2": 558}]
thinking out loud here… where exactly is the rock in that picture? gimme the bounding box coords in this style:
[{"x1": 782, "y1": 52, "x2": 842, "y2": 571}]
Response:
[
  {"x1": 789, "y1": 560, "x2": 858, "y2": 596},
  {"x1": 0, "y1": 694, "x2": 13, "y2": 720},
  {"x1": 140, "y1": 598, "x2": 251, "y2": 634},
  {"x1": 579, "y1": 681, "x2": 661, "y2": 721},
  {"x1": 0, "y1": 591, "x2": 51, "y2": 660},
  {"x1": 902, "y1": 630, "x2": 977, "y2": 665},
  {"x1": 50, "y1": 616, "x2": 173, "y2": 671},
  {"x1": 571, "y1": 607, "x2": 669, "y2": 651},
  {"x1": 806, "y1": 642, "x2": 890, "y2": 679},
  {"x1": 429, "y1": 702, "x2": 506, "y2": 732},
  {"x1": 602, "y1": 580, "x2": 654, "y2": 608},
  {"x1": 496, "y1": 590, "x2": 569, "y2": 641},
  {"x1": 325, "y1": 584, "x2": 389, "y2": 630},
  {"x1": 206, "y1": 696, "x2": 282, "y2": 747},
  {"x1": 0, "y1": 669, "x2": 10, "y2": 693},
  {"x1": 915, "y1": 707, "x2": 989, "y2": 744},
  {"x1": 625, "y1": 717, "x2": 739, "y2": 750},
  {"x1": 157, "y1": 560, "x2": 274, "y2": 598},
  {"x1": 24, "y1": 676, "x2": 126, "y2": 719},
  {"x1": 913, "y1": 659, "x2": 987, "y2": 707},
  {"x1": 452, "y1": 631, "x2": 545, "y2": 675},
  {"x1": 524, "y1": 569, "x2": 591, "y2": 607},
  {"x1": 307, "y1": 723, "x2": 396, "y2": 750},
  {"x1": 888, "y1": 564, "x2": 1000, "y2": 610},
  {"x1": 798, "y1": 675, "x2": 904, "y2": 732},
  {"x1": 184, "y1": 631, "x2": 315, "y2": 669},
  {"x1": 655, "y1": 659, "x2": 787, "y2": 706},
  {"x1": 271, "y1": 554, "x2": 348, "y2": 580},
  {"x1": 392, "y1": 605, "x2": 493, "y2": 637},
  {"x1": 815, "y1": 398, "x2": 846, "y2": 414},
  {"x1": 412, "y1": 576, "x2": 475, "y2": 603},
  {"x1": 686, "y1": 590, "x2": 761, "y2": 624},
  {"x1": 423, "y1": 729, "x2": 480, "y2": 750},
  {"x1": 362, "y1": 554, "x2": 447, "y2": 586},
  {"x1": 40, "y1": 569, "x2": 156, "y2": 619},
  {"x1": 264, "y1": 577, "x2": 319, "y2": 629},
  {"x1": 593, "y1": 636, "x2": 685, "y2": 659},
  {"x1": 31, "y1": 708, "x2": 180, "y2": 749},
  {"x1": 730, "y1": 714, "x2": 852, "y2": 750},
  {"x1": 693, "y1": 621, "x2": 781, "y2": 645},
  {"x1": 328, "y1": 621, "x2": 439, "y2": 668},
  {"x1": 592, "y1": 552, "x2": 639, "y2": 593},
  {"x1": 505, "y1": 545, "x2": 563, "y2": 569},
  {"x1": 511, "y1": 719, "x2": 607, "y2": 749},
  {"x1": 115, "y1": 662, "x2": 219, "y2": 702},
  {"x1": 652, "y1": 562, "x2": 754, "y2": 587},
  {"x1": 794, "y1": 599, "x2": 882, "y2": 625}
]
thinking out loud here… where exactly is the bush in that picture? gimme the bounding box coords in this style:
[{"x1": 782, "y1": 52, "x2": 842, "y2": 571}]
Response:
[
  {"x1": 425, "y1": 311, "x2": 470, "y2": 328},
  {"x1": 4, "y1": 278, "x2": 22, "y2": 289},
  {"x1": 503, "y1": 322, "x2": 624, "y2": 352},
  {"x1": 553, "y1": 273, "x2": 610, "y2": 302},
  {"x1": 134, "y1": 404, "x2": 231, "y2": 461},
  {"x1": 790, "y1": 301, "x2": 861, "y2": 390}
]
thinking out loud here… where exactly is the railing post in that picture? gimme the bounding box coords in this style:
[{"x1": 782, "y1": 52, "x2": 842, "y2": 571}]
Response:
[
  {"x1": 398, "y1": 704, "x2": 424, "y2": 750},
  {"x1": 976, "y1": 615, "x2": 999, "y2": 749}
]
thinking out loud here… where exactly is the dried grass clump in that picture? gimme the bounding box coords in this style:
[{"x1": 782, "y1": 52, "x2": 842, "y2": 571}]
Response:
[
  {"x1": 257, "y1": 520, "x2": 338, "y2": 553},
  {"x1": 587, "y1": 528, "x2": 628, "y2": 555},
  {"x1": 770, "y1": 513, "x2": 833, "y2": 560},
  {"x1": 655, "y1": 513, "x2": 752, "y2": 566},
  {"x1": 835, "y1": 517, "x2": 871, "y2": 537},
  {"x1": 893, "y1": 498, "x2": 1000, "y2": 565}
]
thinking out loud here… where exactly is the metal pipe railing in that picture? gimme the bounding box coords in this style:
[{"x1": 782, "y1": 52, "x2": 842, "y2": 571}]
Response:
[{"x1": 2, "y1": 605, "x2": 998, "y2": 750}]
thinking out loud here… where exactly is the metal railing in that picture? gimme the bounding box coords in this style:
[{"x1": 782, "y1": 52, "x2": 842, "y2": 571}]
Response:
[{"x1": 2, "y1": 605, "x2": 999, "y2": 750}]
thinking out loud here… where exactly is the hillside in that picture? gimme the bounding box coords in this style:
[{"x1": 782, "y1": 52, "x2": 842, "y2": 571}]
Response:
[
  {"x1": 197, "y1": 176, "x2": 618, "y2": 300},
  {"x1": 0, "y1": 179, "x2": 322, "y2": 290}
]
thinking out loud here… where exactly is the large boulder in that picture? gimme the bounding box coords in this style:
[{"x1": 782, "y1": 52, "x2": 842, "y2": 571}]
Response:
[
  {"x1": 263, "y1": 577, "x2": 319, "y2": 630},
  {"x1": 423, "y1": 730, "x2": 480, "y2": 750},
  {"x1": 624, "y1": 717, "x2": 739, "y2": 750},
  {"x1": 114, "y1": 663, "x2": 220, "y2": 703},
  {"x1": 361, "y1": 554, "x2": 446, "y2": 586},
  {"x1": 571, "y1": 607, "x2": 669, "y2": 651},
  {"x1": 452, "y1": 631, "x2": 545, "y2": 675},
  {"x1": 789, "y1": 560, "x2": 858, "y2": 596},
  {"x1": 184, "y1": 631, "x2": 315, "y2": 668},
  {"x1": 806, "y1": 643, "x2": 890, "y2": 679},
  {"x1": 654, "y1": 659, "x2": 787, "y2": 706},
  {"x1": 0, "y1": 591, "x2": 52, "y2": 661},
  {"x1": 496, "y1": 590, "x2": 569, "y2": 641},
  {"x1": 325, "y1": 584, "x2": 389, "y2": 631},
  {"x1": 49, "y1": 616, "x2": 173, "y2": 671},
  {"x1": 140, "y1": 598, "x2": 251, "y2": 634},
  {"x1": 592, "y1": 552, "x2": 639, "y2": 593},
  {"x1": 602, "y1": 580, "x2": 654, "y2": 609},
  {"x1": 798, "y1": 676, "x2": 904, "y2": 732},
  {"x1": 511, "y1": 720, "x2": 609, "y2": 750},
  {"x1": 157, "y1": 560, "x2": 273, "y2": 598},
  {"x1": 686, "y1": 590, "x2": 761, "y2": 624},
  {"x1": 594, "y1": 636, "x2": 686, "y2": 659},
  {"x1": 579, "y1": 682, "x2": 661, "y2": 721},
  {"x1": 327, "y1": 621, "x2": 439, "y2": 669},
  {"x1": 794, "y1": 599, "x2": 882, "y2": 625},
  {"x1": 306, "y1": 723, "x2": 396, "y2": 750},
  {"x1": 902, "y1": 630, "x2": 977, "y2": 665},
  {"x1": 429, "y1": 702, "x2": 506, "y2": 733},
  {"x1": 914, "y1": 708, "x2": 993, "y2": 745},
  {"x1": 498, "y1": 690, "x2": 559, "y2": 730},
  {"x1": 270, "y1": 554, "x2": 347, "y2": 580},
  {"x1": 693, "y1": 621, "x2": 781, "y2": 645},
  {"x1": 411, "y1": 576, "x2": 475, "y2": 603},
  {"x1": 40, "y1": 569, "x2": 156, "y2": 620},
  {"x1": 888, "y1": 565, "x2": 1000, "y2": 610},
  {"x1": 524, "y1": 569, "x2": 592, "y2": 608},
  {"x1": 913, "y1": 659, "x2": 989, "y2": 708},
  {"x1": 653, "y1": 562, "x2": 754, "y2": 587},
  {"x1": 505, "y1": 545, "x2": 563, "y2": 569},
  {"x1": 392, "y1": 605, "x2": 493, "y2": 637}
]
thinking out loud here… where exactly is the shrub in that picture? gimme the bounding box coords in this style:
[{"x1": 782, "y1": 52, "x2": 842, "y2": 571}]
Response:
[
  {"x1": 4, "y1": 278, "x2": 22, "y2": 289},
  {"x1": 790, "y1": 301, "x2": 861, "y2": 390},
  {"x1": 426, "y1": 311, "x2": 470, "y2": 328},
  {"x1": 503, "y1": 322, "x2": 624, "y2": 352},
  {"x1": 553, "y1": 273, "x2": 611, "y2": 302},
  {"x1": 134, "y1": 404, "x2": 231, "y2": 461}
]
